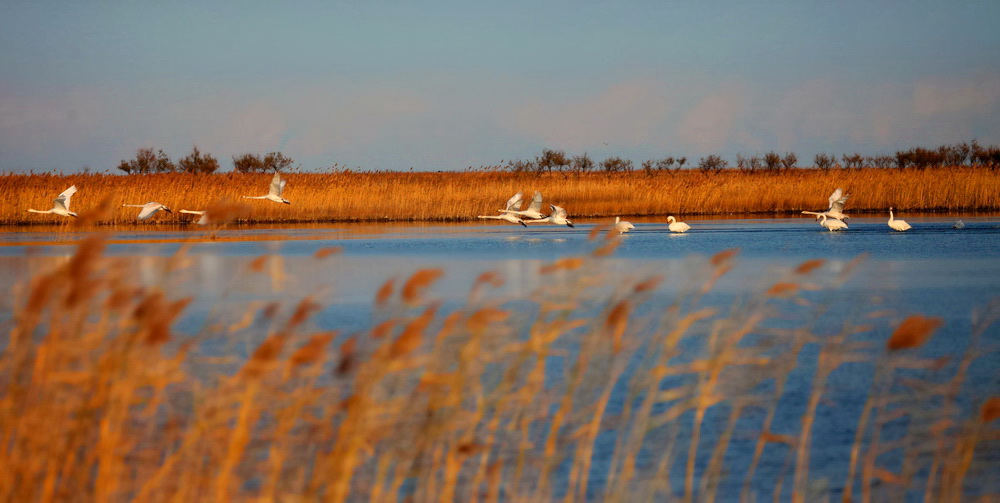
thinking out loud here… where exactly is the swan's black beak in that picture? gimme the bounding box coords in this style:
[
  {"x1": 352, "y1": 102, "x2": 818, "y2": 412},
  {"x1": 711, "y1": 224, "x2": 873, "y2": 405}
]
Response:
[
  {"x1": 164, "y1": 208, "x2": 173, "y2": 214},
  {"x1": 567, "y1": 222, "x2": 575, "y2": 228},
  {"x1": 520, "y1": 221, "x2": 527, "y2": 227},
  {"x1": 283, "y1": 200, "x2": 291, "y2": 205}
]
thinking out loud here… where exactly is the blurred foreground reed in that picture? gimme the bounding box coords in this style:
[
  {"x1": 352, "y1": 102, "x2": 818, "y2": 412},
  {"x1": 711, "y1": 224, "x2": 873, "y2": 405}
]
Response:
[
  {"x1": 5, "y1": 166, "x2": 1000, "y2": 225},
  {"x1": 1, "y1": 234, "x2": 998, "y2": 502}
]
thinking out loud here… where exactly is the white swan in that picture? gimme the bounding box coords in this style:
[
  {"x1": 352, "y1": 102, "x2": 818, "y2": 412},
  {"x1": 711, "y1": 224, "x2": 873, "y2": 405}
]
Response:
[
  {"x1": 819, "y1": 213, "x2": 848, "y2": 231},
  {"x1": 478, "y1": 192, "x2": 527, "y2": 227},
  {"x1": 614, "y1": 216, "x2": 634, "y2": 234},
  {"x1": 887, "y1": 207, "x2": 911, "y2": 232},
  {"x1": 123, "y1": 202, "x2": 172, "y2": 221},
  {"x1": 242, "y1": 172, "x2": 290, "y2": 204},
  {"x1": 803, "y1": 188, "x2": 850, "y2": 221},
  {"x1": 27, "y1": 185, "x2": 78, "y2": 218},
  {"x1": 953, "y1": 220, "x2": 965, "y2": 229},
  {"x1": 666, "y1": 216, "x2": 690, "y2": 233},
  {"x1": 525, "y1": 204, "x2": 574, "y2": 228},
  {"x1": 179, "y1": 209, "x2": 208, "y2": 225},
  {"x1": 502, "y1": 191, "x2": 546, "y2": 220}
]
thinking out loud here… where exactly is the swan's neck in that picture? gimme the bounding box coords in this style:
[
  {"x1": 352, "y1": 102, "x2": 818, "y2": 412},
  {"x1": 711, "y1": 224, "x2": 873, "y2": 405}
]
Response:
[
  {"x1": 889, "y1": 209, "x2": 894, "y2": 221},
  {"x1": 27, "y1": 209, "x2": 49, "y2": 214}
]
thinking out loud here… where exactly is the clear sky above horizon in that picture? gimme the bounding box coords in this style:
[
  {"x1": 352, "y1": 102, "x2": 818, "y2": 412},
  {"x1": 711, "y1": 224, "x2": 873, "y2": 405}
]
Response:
[{"x1": 2, "y1": 0, "x2": 999, "y2": 173}]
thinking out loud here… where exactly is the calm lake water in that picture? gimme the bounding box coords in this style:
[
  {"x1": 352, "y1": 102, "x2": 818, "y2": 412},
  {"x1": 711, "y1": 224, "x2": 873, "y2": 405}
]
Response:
[
  {"x1": 3, "y1": 215, "x2": 999, "y2": 317},
  {"x1": 2, "y1": 214, "x2": 999, "y2": 500}
]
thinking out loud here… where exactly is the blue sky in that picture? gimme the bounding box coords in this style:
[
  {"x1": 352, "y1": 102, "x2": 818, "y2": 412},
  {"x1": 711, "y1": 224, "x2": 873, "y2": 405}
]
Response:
[{"x1": 2, "y1": 1, "x2": 999, "y2": 172}]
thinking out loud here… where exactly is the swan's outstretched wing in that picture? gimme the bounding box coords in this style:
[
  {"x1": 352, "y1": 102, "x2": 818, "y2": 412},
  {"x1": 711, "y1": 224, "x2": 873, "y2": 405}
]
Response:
[
  {"x1": 269, "y1": 172, "x2": 285, "y2": 197},
  {"x1": 526, "y1": 191, "x2": 543, "y2": 213},
  {"x1": 549, "y1": 204, "x2": 567, "y2": 219},
  {"x1": 828, "y1": 188, "x2": 847, "y2": 210},
  {"x1": 54, "y1": 185, "x2": 77, "y2": 211},
  {"x1": 137, "y1": 202, "x2": 162, "y2": 220},
  {"x1": 504, "y1": 192, "x2": 523, "y2": 212}
]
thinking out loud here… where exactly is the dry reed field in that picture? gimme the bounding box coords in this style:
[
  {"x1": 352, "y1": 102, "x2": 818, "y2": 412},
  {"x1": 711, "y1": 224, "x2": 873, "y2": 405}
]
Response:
[
  {"x1": 5, "y1": 167, "x2": 1000, "y2": 225},
  {"x1": 2, "y1": 235, "x2": 998, "y2": 501}
]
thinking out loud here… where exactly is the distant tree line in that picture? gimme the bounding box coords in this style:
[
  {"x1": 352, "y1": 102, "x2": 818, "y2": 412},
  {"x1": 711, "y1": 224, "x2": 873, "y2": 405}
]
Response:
[
  {"x1": 117, "y1": 146, "x2": 295, "y2": 174},
  {"x1": 115, "y1": 140, "x2": 999, "y2": 175},
  {"x1": 502, "y1": 141, "x2": 1000, "y2": 175},
  {"x1": 504, "y1": 149, "x2": 688, "y2": 175}
]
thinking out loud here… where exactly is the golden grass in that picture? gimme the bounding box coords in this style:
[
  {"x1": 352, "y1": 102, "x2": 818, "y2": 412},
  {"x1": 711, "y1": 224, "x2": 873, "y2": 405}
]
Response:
[
  {"x1": 2, "y1": 236, "x2": 998, "y2": 501},
  {"x1": 5, "y1": 166, "x2": 1000, "y2": 225}
]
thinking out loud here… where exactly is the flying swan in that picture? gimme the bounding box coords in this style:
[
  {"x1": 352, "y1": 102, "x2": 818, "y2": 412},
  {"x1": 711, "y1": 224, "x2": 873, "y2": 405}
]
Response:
[
  {"x1": 27, "y1": 185, "x2": 78, "y2": 218},
  {"x1": 179, "y1": 209, "x2": 209, "y2": 225},
  {"x1": 502, "y1": 191, "x2": 546, "y2": 220},
  {"x1": 243, "y1": 172, "x2": 290, "y2": 204},
  {"x1": 526, "y1": 204, "x2": 574, "y2": 228},
  {"x1": 478, "y1": 192, "x2": 527, "y2": 227},
  {"x1": 803, "y1": 188, "x2": 850, "y2": 221},
  {"x1": 123, "y1": 202, "x2": 172, "y2": 221}
]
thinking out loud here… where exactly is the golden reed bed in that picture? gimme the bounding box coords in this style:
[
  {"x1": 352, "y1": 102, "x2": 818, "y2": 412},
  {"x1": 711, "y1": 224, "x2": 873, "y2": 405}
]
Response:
[
  {"x1": 2, "y1": 236, "x2": 998, "y2": 501},
  {"x1": 5, "y1": 166, "x2": 1000, "y2": 225}
]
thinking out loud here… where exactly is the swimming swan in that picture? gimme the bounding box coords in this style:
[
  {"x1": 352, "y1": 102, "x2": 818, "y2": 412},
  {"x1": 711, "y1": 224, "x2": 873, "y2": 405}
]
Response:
[
  {"x1": 667, "y1": 216, "x2": 690, "y2": 233},
  {"x1": 614, "y1": 216, "x2": 635, "y2": 234},
  {"x1": 819, "y1": 213, "x2": 848, "y2": 231},
  {"x1": 887, "y1": 207, "x2": 911, "y2": 232}
]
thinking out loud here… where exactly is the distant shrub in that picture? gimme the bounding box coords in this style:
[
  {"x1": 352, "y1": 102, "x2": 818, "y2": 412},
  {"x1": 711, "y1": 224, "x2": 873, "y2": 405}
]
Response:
[
  {"x1": 735, "y1": 154, "x2": 751, "y2": 173},
  {"x1": 867, "y1": 155, "x2": 895, "y2": 169},
  {"x1": 971, "y1": 140, "x2": 1000, "y2": 168},
  {"x1": 947, "y1": 142, "x2": 971, "y2": 165},
  {"x1": 536, "y1": 149, "x2": 570, "y2": 174},
  {"x1": 571, "y1": 153, "x2": 595, "y2": 174},
  {"x1": 641, "y1": 160, "x2": 655, "y2": 176},
  {"x1": 178, "y1": 146, "x2": 220, "y2": 174},
  {"x1": 117, "y1": 147, "x2": 175, "y2": 174},
  {"x1": 233, "y1": 152, "x2": 295, "y2": 173},
  {"x1": 698, "y1": 155, "x2": 728, "y2": 173},
  {"x1": 506, "y1": 158, "x2": 536, "y2": 174},
  {"x1": 842, "y1": 153, "x2": 864, "y2": 169},
  {"x1": 781, "y1": 152, "x2": 798, "y2": 170},
  {"x1": 736, "y1": 154, "x2": 765, "y2": 173},
  {"x1": 643, "y1": 156, "x2": 678, "y2": 175},
  {"x1": 763, "y1": 151, "x2": 782, "y2": 171},
  {"x1": 656, "y1": 156, "x2": 676, "y2": 171},
  {"x1": 600, "y1": 156, "x2": 633, "y2": 173},
  {"x1": 814, "y1": 153, "x2": 835, "y2": 170}
]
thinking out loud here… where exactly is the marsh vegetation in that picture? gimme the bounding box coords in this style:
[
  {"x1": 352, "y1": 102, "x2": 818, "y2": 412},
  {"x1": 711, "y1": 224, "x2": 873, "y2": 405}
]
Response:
[{"x1": 1, "y1": 232, "x2": 997, "y2": 501}]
